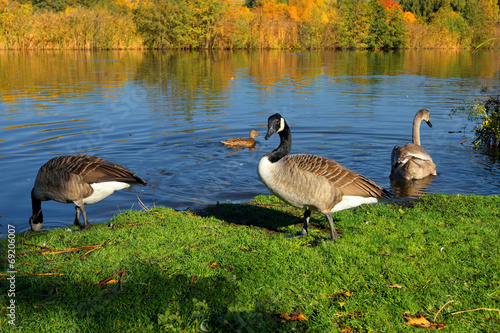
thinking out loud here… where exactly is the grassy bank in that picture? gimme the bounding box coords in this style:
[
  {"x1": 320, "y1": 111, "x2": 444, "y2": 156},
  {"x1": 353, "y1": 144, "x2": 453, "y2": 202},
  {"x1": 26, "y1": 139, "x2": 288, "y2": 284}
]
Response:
[{"x1": 1, "y1": 194, "x2": 499, "y2": 331}]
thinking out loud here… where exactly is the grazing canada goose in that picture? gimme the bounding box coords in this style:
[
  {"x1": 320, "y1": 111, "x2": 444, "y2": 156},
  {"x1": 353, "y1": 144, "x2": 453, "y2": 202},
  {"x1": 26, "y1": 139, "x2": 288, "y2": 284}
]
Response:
[
  {"x1": 29, "y1": 154, "x2": 147, "y2": 231},
  {"x1": 258, "y1": 113, "x2": 392, "y2": 241},
  {"x1": 221, "y1": 130, "x2": 261, "y2": 148},
  {"x1": 391, "y1": 109, "x2": 437, "y2": 180}
]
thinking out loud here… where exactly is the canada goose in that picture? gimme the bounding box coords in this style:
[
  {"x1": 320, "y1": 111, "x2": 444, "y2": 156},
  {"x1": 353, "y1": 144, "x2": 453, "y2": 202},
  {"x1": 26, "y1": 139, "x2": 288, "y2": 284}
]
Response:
[
  {"x1": 221, "y1": 130, "x2": 261, "y2": 148},
  {"x1": 258, "y1": 113, "x2": 392, "y2": 241},
  {"x1": 391, "y1": 109, "x2": 437, "y2": 180},
  {"x1": 29, "y1": 154, "x2": 147, "y2": 231}
]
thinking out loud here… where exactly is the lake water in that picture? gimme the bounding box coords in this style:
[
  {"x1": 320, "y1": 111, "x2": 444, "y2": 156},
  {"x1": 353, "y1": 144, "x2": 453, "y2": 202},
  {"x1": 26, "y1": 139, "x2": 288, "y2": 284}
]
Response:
[{"x1": 1, "y1": 49, "x2": 499, "y2": 235}]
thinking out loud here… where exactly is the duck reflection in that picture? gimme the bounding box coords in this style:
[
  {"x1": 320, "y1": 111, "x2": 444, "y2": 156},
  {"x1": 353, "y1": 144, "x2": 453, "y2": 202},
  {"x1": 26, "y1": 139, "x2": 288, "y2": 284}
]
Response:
[{"x1": 389, "y1": 174, "x2": 435, "y2": 198}]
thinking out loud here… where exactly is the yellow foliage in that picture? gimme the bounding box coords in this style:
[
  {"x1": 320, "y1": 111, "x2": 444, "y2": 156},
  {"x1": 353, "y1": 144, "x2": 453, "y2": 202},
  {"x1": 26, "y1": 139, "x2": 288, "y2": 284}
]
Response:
[
  {"x1": 403, "y1": 11, "x2": 417, "y2": 24},
  {"x1": 320, "y1": 13, "x2": 328, "y2": 24},
  {"x1": 113, "y1": 0, "x2": 139, "y2": 11},
  {"x1": 64, "y1": 7, "x2": 77, "y2": 14}
]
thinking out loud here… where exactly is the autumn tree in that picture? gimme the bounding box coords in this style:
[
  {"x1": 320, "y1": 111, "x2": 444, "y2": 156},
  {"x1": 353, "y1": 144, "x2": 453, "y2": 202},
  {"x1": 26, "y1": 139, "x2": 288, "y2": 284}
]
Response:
[{"x1": 462, "y1": 0, "x2": 499, "y2": 46}]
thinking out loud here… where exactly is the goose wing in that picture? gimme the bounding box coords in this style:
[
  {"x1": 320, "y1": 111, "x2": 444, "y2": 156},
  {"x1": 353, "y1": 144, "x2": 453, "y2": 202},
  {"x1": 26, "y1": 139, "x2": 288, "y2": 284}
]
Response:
[
  {"x1": 43, "y1": 155, "x2": 147, "y2": 185},
  {"x1": 392, "y1": 143, "x2": 433, "y2": 166},
  {"x1": 286, "y1": 154, "x2": 390, "y2": 198}
]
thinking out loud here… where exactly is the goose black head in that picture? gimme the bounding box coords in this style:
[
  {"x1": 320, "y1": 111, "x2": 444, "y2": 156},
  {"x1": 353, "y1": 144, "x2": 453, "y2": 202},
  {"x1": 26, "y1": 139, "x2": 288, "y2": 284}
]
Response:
[
  {"x1": 29, "y1": 188, "x2": 43, "y2": 231},
  {"x1": 265, "y1": 113, "x2": 286, "y2": 140},
  {"x1": 29, "y1": 210, "x2": 43, "y2": 231}
]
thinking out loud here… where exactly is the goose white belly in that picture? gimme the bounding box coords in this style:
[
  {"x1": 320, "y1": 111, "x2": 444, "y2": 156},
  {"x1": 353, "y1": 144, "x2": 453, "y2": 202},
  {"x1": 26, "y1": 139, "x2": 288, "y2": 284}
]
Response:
[
  {"x1": 84, "y1": 181, "x2": 131, "y2": 204},
  {"x1": 331, "y1": 195, "x2": 378, "y2": 212}
]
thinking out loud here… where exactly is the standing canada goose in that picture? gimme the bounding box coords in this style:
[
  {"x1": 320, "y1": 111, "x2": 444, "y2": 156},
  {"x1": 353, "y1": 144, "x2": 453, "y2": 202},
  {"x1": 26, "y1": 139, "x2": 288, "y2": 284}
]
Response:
[
  {"x1": 391, "y1": 109, "x2": 437, "y2": 180},
  {"x1": 258, "y1": 113, "x2": 392, "y2": 241},
  {"x1": 221, "y1": 130, "x2": 261, "y2": 148},
  {"x1": 29, "y1": 154, "x2": 147, "y2": 231}
]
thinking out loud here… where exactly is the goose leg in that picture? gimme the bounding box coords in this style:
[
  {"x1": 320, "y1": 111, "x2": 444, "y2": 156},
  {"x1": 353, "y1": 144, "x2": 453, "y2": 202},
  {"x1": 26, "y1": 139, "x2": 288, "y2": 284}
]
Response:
[
  {"x1": 300, "y1": 209, "x2": 311, "y2": 237},
  {"x1": 74, "y1": 200, "x2": 91, "y2": 231},
  {"x1": 287, "y1": 209, "x2": 311, "y2": 238},
  {"x1": 74, "y1": 206, "x2": 81, "y2": 226},
  {"x1": 325, "y1": 212, "x2": 338, "y2": 241},
  {"x1": 79, "y1": 204, "x2": 91, "y2": 231}
]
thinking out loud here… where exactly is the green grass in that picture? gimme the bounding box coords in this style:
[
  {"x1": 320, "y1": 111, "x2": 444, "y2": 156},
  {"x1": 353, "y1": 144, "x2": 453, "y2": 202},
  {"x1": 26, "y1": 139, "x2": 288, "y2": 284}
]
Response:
[{"x1": 1, "y1": 194, "x2": 500, "y2": 332}]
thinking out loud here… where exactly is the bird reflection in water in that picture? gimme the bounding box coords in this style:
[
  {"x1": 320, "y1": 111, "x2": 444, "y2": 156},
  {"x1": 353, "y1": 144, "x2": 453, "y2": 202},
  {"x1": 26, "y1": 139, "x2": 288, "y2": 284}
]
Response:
[{"x1": 389, "y1": 174, "x2": 435, "y2": 198}]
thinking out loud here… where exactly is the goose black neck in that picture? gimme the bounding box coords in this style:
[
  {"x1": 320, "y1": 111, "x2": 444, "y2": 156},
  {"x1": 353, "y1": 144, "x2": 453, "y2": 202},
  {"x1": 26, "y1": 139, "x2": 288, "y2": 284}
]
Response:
[
  {"x1": 268, "y1": 123, "x2": 292, "y2": 163},
  {"x1": 30, "y1": 188, "x2": 43, "y2": 225}
]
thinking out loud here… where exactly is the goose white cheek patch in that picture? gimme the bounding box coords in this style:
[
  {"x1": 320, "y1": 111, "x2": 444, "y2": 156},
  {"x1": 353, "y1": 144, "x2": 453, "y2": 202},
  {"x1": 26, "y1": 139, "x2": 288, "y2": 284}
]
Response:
[{"x1": 278, "y1": 118, "x2": 285, "y2": 132}]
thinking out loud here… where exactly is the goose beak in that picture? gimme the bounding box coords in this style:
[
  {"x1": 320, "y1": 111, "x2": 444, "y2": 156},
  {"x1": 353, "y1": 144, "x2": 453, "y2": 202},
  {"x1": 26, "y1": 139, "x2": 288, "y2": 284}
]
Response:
[
  {"x1": 426, "y1": 120, "x2": 433, "y2": 128},
  {"x1": 265, "y1": 128, "x2": 276, "y2": 140}
]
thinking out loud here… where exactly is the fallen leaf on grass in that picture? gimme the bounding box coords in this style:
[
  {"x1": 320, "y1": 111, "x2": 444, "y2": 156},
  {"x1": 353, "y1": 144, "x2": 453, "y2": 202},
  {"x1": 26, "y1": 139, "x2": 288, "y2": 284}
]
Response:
[
  {"x1": 388, "y1": 283, "x2": 403, "y2": 289},
  {"x1": 403, "y1": 313, "x2": 445, "y2": 329},
  {"x1": 280, "y1": 312, "x2": 308, "y2": 321}
]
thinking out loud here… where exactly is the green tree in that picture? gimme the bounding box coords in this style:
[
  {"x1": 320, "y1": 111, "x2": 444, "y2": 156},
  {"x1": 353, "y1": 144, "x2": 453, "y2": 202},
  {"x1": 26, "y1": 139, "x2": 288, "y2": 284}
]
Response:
[
  {"x1": 384, "y1": 1, "x2": 407, "y2": 48},
  {"x1": 366, "y1": 0, "x2": 407, "y2": 49},
  {"x1": 17, "y1": 0, "x2": 120, "y2": 11},
  {"x1": 134, "y1": 0, "x2": 192, "y2": 49},
  {"x1": 135, "y1": 0, "x2": 236, "y2": 49},
  {"x1": 190, "y1": 0, "x2": 226, "y2": 49},
  {"x1": 336, "y1": 0, "x2": 370, "y2": 48},
  {"x1": 366, "y1": 0, "x2": 389, "y2": 48}
]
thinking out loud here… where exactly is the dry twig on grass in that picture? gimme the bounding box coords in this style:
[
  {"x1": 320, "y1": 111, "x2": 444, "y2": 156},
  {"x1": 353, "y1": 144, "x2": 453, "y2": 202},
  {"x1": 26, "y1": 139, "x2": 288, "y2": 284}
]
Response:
[{"x1": 97, "y1": 269, "x2": 127, "y2": 290}]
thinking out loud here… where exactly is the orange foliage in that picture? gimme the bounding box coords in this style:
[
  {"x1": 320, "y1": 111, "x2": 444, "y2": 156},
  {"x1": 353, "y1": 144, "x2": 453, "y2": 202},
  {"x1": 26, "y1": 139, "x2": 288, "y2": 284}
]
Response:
[
  {"x1": 280, "y1": 312, "x2": 308, "y2": 321},
  {"x1": 260, "y1": 0, "x2": 288, "y2": 20},
  {"x1": 258, "y1": 0, "x2": 325, "y2": 23},
  {"x1": 380, "y1": 0, "x2": 400, "y2": 11},
  {"x1": 288, "y1": 0, "x2": 316, "y2": 22}
]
